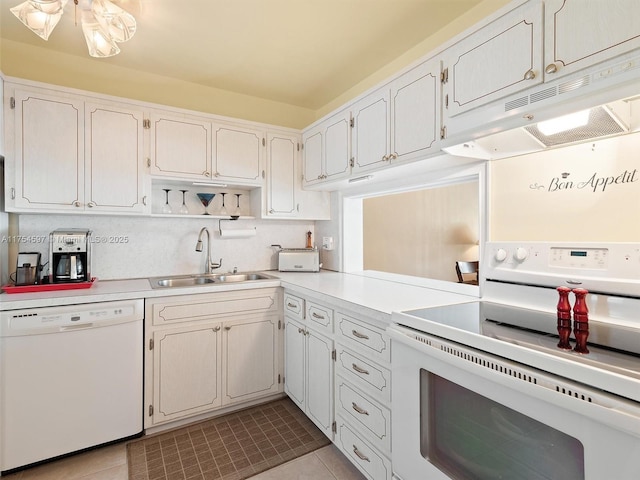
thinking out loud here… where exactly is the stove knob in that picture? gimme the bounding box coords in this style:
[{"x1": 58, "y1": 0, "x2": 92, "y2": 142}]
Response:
[
  {"x1": 514, "y1": 247, "x2": 528, "y2": 262},
  {"x1": 495, "y1": 248, "x2": 507, "y2": 262}
]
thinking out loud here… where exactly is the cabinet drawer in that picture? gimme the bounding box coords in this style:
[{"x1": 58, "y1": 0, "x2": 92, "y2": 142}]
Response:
[
  {"x1": 306, "y1": 301, "x2": 333, "y2": 332},
  {"x1": 336, "y1": 313, "x2": 390, "y2": 363},
  {"x1": 335, "y1": 347, "x2": 391, "y2": 403},
  {"x1": 336, "y1": 379, "x2": 391, "y2": 453},
  {"x1": 148, "y1": 288, "x2": 279, "y2": 326},
  {"x1": 336, "y1": 417, "x2": 392, "y2": 480},
  {"x1": 283, "y1": 292, "x2": 304, "y2": 321}
]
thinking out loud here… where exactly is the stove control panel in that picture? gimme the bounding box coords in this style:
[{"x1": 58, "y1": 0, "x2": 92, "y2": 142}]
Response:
[{"x1": 485, "y1": 242, "x2": 640, "y2": 296}]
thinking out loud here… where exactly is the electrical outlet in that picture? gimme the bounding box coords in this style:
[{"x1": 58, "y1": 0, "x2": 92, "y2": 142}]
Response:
[{"x1": 322, "y1": 237, "x2": 334, "y2": 250}]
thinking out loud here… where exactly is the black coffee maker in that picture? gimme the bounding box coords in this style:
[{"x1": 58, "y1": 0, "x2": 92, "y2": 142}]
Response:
[{"x1": 50, "y1": 229, "x2": 92, "y2": 283}]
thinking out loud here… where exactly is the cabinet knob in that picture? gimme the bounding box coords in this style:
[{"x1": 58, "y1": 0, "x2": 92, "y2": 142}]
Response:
[
  {"x1": 382, "y1": 154, "x2": 389, "y2": 161},
  {"x1": 87, "y1": 201, "x2": 96, "y2": 208},
  {"x1": 269, "y1": 209, "x2": 275, "y2": 214},
  {"x1": 545, "y1": 63, "x2": 558, "y2": 74},
  {"x1": 389, "y1": 153, "x2": 398, "y2": 160},
  {"x1": 224, "y1": 326, "x2": 231, "y2": 331},
  {"x1": 73, "y1": 201, "x2": 81, "y2": 207},
  {"x1": 203, "y1": 171, "x2": 211, "y2": 177},
  {"x1": 142, "y1": 196, "x2": 148, "y2": 206},
  {"x1": 524, "y1": 69, "x2": 536, "y2": 80},
  {"x1": 213, "y1": 326, "x2": 221, "y2": 332}
]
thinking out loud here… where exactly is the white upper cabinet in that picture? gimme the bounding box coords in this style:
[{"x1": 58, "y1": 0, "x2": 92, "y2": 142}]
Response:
[
  {"x1": 302, "y1": 109, "x2": 351, "y2": 187},
  {"x1": 213, "y1": 124, "x2": 264, "y2": 185},
  {"x1": 259, "y1": 132, "x2": 331, "y2": 220},
  {"x1": 149, "y1": 111, "x2": 212, "y2": 179},
  {"x1": 149, "y1": 114, "x2": 264, "y2": 186},
  {"x1": 390, "y1": 61, "x2": 440, "y2": 162},
  {"x1": 543, "y1": 0, "x2": 640, "y2": 80},
  {"x1": 10, "y1": 88, "x2": 84, "y2": 211},
  {"x1": 7, "y1": 86, "x2": 147, "y2": 214},
  {"x1": 85, "y1": 103, "x2": 146, "y2": 213},
  {"x1": 266, "y1": 132, "x2": 298, "y2": 217},
  {"x1": 442, "y1": 2, "x2": 543, "y2": 118},
  {"x1": 351, "y1": 88, "x2": 389, "y2": 174}
]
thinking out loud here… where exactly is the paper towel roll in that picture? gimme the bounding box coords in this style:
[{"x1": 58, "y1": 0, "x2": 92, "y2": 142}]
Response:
[{"x1": 219, "y1": 228, "x2": 256, "y2": 238}]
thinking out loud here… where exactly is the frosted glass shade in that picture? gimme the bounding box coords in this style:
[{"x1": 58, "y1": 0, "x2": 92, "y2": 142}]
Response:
[
  {"x1": 81, "y1": 11, "x2": 120, "y2": 58},
  {"x1": 91, "y1": 0, "x2": 136, "y2": 43},
  {"x1": 10, "y1": 0, "x2": 67, "y2": 40}
]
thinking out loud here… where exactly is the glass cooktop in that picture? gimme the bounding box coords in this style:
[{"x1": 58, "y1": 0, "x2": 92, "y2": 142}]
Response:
[{"x1": 398, "y1": 301, "x2": 640, "y2": 379}]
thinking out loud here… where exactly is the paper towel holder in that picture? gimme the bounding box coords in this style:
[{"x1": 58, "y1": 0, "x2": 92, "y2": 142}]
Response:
[{"x1": 218, "y1": 219, "x2": 257, "y2": 238}]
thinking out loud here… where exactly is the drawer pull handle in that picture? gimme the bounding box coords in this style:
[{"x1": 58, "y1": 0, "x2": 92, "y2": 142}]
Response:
[
  {"x1": 352, "y1": 402, "x2": 369, "y2": 416},
  {"x1": 312, "y1": 312, "x2": 325, "y2": 320},
  {"x1": 287, "y1": 302, "x2": 298, "y2": 308},
  {"x1": 352, "y1": 329, "x2": 369, "y2": 340},
  {"x1": 352, "y1": 445, "x2": 370, "y2": 462},
  {"x1": 352, "y1": 363, "x2": 369, "y2": 375}
]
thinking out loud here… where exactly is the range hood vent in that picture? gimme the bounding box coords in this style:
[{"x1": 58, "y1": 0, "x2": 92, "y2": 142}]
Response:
[
  {"x1": 444, "y1": 99, "x2": 633, "y2": 160},
  {"x1": 523, "y1": 105, "x2": 628, "y2": 147}
]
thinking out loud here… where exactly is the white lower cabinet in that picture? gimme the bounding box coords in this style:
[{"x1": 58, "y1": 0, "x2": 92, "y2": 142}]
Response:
[
  {"x1": 145, "y1": 288, "x2": 283, "y2": 428},
  {"x1": 336, "y1": 418, "x2": 392, "y2": 480},
  {"x1": 222, "y1": 315, "x2": 281, "y2": 406},
  {"x1": 284, "y1": 316, "x2": 334, "y2": 438},
  {"x1": 150, "y1": 323, "x2": 222, "y2": 424},
  {"x1": 282, "y1": 289, "x2": 392, "y2": 479}
]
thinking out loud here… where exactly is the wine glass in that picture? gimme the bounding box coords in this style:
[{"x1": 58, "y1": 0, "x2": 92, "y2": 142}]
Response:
[
  {"x1": 161, "y1": 189, "x2": 172, "y2": 214},
  {"x1": 219, "y1": 192, "x2": 228, "y2": 216},
  {"x1": 179, "y1": 190, "x2": 189, "y2": 214},
  {"x1": 196, "y1": 193, "x2": 215, "y2": 215},
  {"x1": 231, "y1": 193, "x2": 242, "y2": 219}
]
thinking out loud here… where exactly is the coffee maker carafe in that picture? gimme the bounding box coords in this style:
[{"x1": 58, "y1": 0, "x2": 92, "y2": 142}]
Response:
[{"x1": 50, "y1": 229, "x2": 92, "y2": 283}]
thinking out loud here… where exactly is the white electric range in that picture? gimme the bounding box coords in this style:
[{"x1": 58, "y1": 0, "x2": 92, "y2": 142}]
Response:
[{"x1": 389, "y1": 242, "x2": 640, "y2": 480}]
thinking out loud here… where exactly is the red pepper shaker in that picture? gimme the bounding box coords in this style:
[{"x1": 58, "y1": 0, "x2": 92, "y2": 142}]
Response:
[
  {"x1": 572, "y1": 288, "x2": 589, "y2": 354},
  {"x1": 556, "y1": 286, "x2": 572, "y2": 350}
]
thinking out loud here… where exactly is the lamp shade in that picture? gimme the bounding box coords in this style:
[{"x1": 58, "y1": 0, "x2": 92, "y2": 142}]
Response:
[
  {"x1": 10, "y1": 0, "x2": 67, "y2": 40},
  {"x1": 81, "y1": 10, "x2": 120, "y2": 57},
  {"x1": 91, "y1": 0, "x2": 136, "y2": 43}
]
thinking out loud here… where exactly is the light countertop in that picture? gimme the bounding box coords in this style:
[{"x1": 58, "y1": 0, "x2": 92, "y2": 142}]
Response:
[{"x1": 0, "y1": 270, "x2": 476, "y2": 318}]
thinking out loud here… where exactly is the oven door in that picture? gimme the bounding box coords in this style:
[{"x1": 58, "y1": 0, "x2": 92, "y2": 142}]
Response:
[{"x1": 389, "y1": 325, "x2": 640, "y2": 480}]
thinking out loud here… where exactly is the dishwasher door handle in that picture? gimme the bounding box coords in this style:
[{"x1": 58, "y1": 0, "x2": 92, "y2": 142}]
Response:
[{"x1": 60, "y1": 323, "x2": 95, "y2": 331}]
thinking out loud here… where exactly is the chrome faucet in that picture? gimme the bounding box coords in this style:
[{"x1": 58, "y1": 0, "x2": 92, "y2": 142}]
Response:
[{"x1": 195, "y1": 227, "x2": 222, "y2": 274}]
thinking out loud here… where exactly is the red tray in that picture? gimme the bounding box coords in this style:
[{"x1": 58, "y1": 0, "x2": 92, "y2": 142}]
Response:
[{"x1": 2, "y1": 278, "x2": 97, "y2": 294}]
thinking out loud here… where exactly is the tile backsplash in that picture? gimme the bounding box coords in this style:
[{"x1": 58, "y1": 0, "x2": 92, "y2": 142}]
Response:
[{"x1": 15, "y1": 214, "x2": 314, "y2": 280}]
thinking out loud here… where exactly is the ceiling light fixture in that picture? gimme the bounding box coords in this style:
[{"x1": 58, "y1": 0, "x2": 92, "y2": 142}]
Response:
[{"x1": 10, "y1": 0, "x2": 136, "y2": 58}]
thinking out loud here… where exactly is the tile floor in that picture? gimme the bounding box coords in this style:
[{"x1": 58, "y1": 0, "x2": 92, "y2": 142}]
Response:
[{"x1": 3, "y1": 442, "x2": 365, "y2": 480}]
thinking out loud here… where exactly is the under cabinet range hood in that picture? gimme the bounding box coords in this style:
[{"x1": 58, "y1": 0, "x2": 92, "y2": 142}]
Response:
[{"x1": 443, "y1": 97, "x2": 637, "y2": 160}]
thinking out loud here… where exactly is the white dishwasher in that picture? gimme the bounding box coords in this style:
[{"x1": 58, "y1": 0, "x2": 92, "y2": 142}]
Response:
[{"x1": 0, "y1": 299, "x2": 144, "y2": 474}]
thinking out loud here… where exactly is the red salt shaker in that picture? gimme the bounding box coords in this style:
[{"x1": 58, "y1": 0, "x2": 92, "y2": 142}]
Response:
[
  {"x1": 572, "y1": 288, "x2": 589, "y2": 354},
  {"x1": 556, "y1": 286, "x2": 572, "y2": 350}
]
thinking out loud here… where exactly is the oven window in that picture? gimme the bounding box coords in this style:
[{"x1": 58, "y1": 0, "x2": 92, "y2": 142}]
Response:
[{"x1": 420, "y1": 370, "x2": 584, "y2": 480}]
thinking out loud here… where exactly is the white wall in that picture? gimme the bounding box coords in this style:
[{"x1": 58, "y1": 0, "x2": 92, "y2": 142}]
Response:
[{"x1": 15, "y1": 215, "x2": 313, "y2": 280}]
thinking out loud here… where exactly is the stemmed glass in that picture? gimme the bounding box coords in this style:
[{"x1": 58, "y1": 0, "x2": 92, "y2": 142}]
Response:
[
  {"x1": 179, "y1": 189, "x2": 189, "y2": 214},
  {"x1": 196, "y1": 193, "x2": 215, "y2": 215},
  {"x1": 231, "y1": 193, "x2": 242, "y2": 219},
  {"x1": 161, "y1": 189, "x2": 172, "y2": 214},
  {"x1": 219, "y1": 192, "x2": 228, "y2": 216}
]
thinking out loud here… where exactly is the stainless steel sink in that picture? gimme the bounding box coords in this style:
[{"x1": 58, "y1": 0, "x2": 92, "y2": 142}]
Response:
[{"x1": 149, "y1": 272, "x2": 275, "y2": 289}]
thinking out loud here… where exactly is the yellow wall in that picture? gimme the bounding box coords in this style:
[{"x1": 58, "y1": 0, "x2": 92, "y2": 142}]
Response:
[
  {"x1": 0, "y1": 39, "x2": 316, "y2": 129},
  {"x1": 490, "y1": 133, "x2": 640, "y2": 241},
  {"x1": 0, "y1": 0, "x2": 510, "y2": 129},
  {"x1": 315, "y1": 0, "x2": 512, "y2": 119}
]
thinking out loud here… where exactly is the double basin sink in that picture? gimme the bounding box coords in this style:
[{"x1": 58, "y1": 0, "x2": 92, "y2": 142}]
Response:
[{"x1": 149, "y1": 272, "x2": 276, "y2": 289}]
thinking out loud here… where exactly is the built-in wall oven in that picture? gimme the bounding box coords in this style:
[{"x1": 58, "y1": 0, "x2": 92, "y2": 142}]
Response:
[{"x1": 389, "y1": 242, "x2": 640, "y2": 480}]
